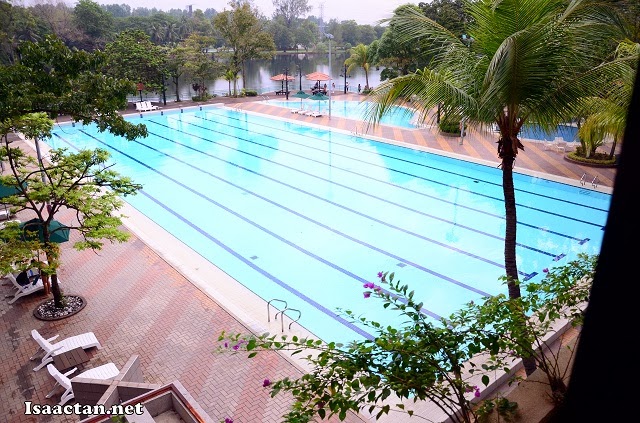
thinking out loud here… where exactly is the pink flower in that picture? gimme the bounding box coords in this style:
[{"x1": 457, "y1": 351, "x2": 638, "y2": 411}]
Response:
[
  {"x1": 374, "y1": 286, "x2": 382, "y2": 292},
  {"x1": 225, "y1": 418, "x2": 234, "y2": 423},
  {"x1": 543, "y1": 268, "x2": 549, "y2": 273},
  {"x1": 363, "y1": 291, "x2": 371, "y2": 298},
  {"x1": 363, "y1": 282, "x2": 375, "y2": 288},
  {"x1": 377, "y1": 271, "x2": 383, "y2": 279},
  {"x1": 224, "y1": 342, "x2": 228, "y2": 348},
  {"x1": 263, "y1": 378, "x2": 271, "y2": 387},
  {"x1": 474, "y1": 387, "x2": 481, "y2": 398}
]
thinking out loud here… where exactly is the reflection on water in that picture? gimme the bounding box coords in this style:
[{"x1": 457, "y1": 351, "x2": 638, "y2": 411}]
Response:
[{"x1": 135, "y1": 52, "x2": 385, "y2": 102}]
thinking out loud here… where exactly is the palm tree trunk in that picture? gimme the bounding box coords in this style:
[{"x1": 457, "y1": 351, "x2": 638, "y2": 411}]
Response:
[
  {"x1": 500, "y1": 136, "x2": 537, "y2": 376},
  {"x1": 609, "y1": 135, "x2": 617, "y2": 159}
]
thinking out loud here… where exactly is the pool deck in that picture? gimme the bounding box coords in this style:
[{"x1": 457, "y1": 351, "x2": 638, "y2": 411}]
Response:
[{"x1": 1, "y1": 93, "x2": 615, "y2": 423}]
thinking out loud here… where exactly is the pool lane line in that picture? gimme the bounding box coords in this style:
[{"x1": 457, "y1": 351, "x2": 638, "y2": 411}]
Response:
[
  {"x1": 152, "y1": 118, "x2": 593, "y2": 243},
  {"x1": 143, "y1": 127, "x2": 545, "y2": 279},
  {"x1": 197, "y1": 109, "x2": 609, "y2": 214},
  {"x1": 189, "y1": 113, "x2": 605, "y2": 229},
  {"x1": 61, "y1": 131, "x2": 447, "y2": 322},
  {"x1": 82, "y1": 128, "x2": 495, "y2": 298}
]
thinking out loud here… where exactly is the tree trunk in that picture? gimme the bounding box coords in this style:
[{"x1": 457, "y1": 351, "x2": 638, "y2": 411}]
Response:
[
  {"x1": 499, "y1": 132, "x2": 537, "y2": 376},
  {"x1": 609, "y1": 136, "x2": 617, "y2": 159},
  {"x1": 51, "y1": 273, "x2": 63, "y2": 308},
  {"x1": 173, "y1": 77, "x2": 180, "y2": 102}
]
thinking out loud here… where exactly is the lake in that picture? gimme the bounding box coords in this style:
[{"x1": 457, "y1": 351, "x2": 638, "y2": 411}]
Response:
[{"x1": 132, "y1": 52, "x2": 385, "y2": 103}]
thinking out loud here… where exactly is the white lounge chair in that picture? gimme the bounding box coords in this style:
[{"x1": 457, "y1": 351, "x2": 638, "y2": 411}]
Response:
[
  {"x1": 6, "y1": 270, "x2": 44, "y2": 304},
  {"x1": 307, "y1": 111, "x2": 322, "y2": 117},
  {"x1": 46, "y1": 363, "x2": 119, "y2": 406},
  {"x1": 134, "y1": 101, "x2": 147, "y2": 112},
  {"x1": 31, "y1": 329, "x2": 101, "y2": 371},
  {"x1": 144, "y1": 101, "x2": 159, "y2": 111}
]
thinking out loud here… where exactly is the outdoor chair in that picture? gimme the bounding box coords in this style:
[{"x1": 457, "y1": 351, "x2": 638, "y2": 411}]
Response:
[
  {"x1": 31, "y1": 329, "x2": 101, "y2": 371},
  {"x1": 144, "y1": 101, "x2": 159, "y2": 111},
  {"x1": 46, "y1": 363, "x2": 119, "y2": 406},
  {"x1": 6, "y1": 270, "x2": 44, "y2": 304}
]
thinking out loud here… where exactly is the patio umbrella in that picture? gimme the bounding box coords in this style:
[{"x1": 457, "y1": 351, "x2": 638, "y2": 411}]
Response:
[
  {"x1": 270, "y1": 73, "x2": 295, "y2": 92},
  {"x1": 308, "y1": 92, "x2": 329, "y2": 113},
  {"x1": 305, "y1": 72, "x2": 331, "y2": 92},
  {"x1": 291, "y1": 90, "x2": 310, "y2": 107},
  {"x1": 19, "y1": 218, "x2": 70, "y2": 244}
]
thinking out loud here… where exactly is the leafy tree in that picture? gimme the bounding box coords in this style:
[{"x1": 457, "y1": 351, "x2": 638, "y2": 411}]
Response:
[
  {"x1": 213, "y1": 0, "x2": 275, "y2": 89},
  {"x1": 0, "y1": 2, "x2": 44, "y2": 65},
  {"x1": 73, "y1": 0, "x2": 114, "y2": 48},
  {"x1": 164, "y1": 44, "x2": 189, "y2": 101},
  {"x1": 344, "y1": 43, "x2": 372, "y2": 89},
  {"x1": 181, "y1": 33, "x2": 224, "y2": 99},
  {"x1": 0, "y1": 115, "x2": 142, "y2": 308},
  {"x1": 270, "y1": 16, "x2": 295, "y2": 51},
  {"x1": 219, "y1": 255, "x2": 597, "y2": 422},
  {"x1": 30, "y1": 2, "x2": 84, "y2": 50},
  {"x1": 102, "y1": 3, "x2": 132, "y2": 18},
  {"x1": 0, "y1": 36, "x2": 146, "y2": 308},
  {"x1": 340, "y1": 20, "x2": 360, "y2": 46},
  {"x1": 103, "y1": 30, "x2": 166, "y2": 94},
  {"x1": 418, "y1": 0, "x2": 469, "y2": 37},
  {"x1": 0, "y1": 36, "x2": 146, "y2": 140},
  {"x1": 294, "y1": 19, "x2": 318, "y2": 51},
  {"x1": 364, "y1": 0, "x2": 626, "y2": 375},
  {"x1": 272, "y1": 0, "x2": 312, "y2": 28},
  {"x1": 375, "y1": 5, "x2": 428, "y2": 79}
]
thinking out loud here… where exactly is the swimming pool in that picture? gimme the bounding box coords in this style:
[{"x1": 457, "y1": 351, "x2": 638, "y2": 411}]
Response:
[
  {"x1": 45, "y1": 106, "x2": 610, "y2": 344},
  {"x1": 519, "y1": 123, "x2": 579, "y2": 142},
  {"x1": 267, "y1": 99, "x2": 419, "y2": 129}
]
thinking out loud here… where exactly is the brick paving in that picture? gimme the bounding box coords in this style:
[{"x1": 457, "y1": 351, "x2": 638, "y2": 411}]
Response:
[{"x1": 0, "y1": 93, "x2": 616, "y2": 423}]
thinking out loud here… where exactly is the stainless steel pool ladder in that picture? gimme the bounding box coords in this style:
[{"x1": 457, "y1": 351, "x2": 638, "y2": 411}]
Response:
[
  {"x1": 267, "y1": 298, "x2": 302, "y2": 332},
  {"x1": 580, "y1": 172, "x2": 599, "y2": 188}
]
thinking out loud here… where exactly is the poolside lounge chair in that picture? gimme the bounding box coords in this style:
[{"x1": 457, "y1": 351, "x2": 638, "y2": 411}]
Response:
[
  {"x1": 46, "y1": 363, "x2": 119, "y2": 406},
  {"x1": 307, "y1": 110, "x2": 322, "y2": 117},
  {"x1": 134, "y1": 101, "x2": 147, "y2": 112},
  {"x1": 6, "y1": 270, "x2": 44, "y2": 304},
  {"x1": 31, "y1": 329, "x2": 101, "y2": 371},
  {"x1": 144, "y1": 101, "x2": 159, "y2": 111}
]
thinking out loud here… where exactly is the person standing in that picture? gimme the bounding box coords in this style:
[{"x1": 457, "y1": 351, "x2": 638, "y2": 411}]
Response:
[
  {"x1": 346, "y1": 81, "x2": 349, "y2": 92},
  {"x1": 358, "y1": 83, "x2": 361, "y2": 94},
  {"x1": 332, "y1": 82, "x2": 335, "y2": 94}
]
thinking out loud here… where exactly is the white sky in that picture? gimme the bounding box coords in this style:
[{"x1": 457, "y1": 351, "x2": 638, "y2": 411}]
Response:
[{"x1": 99, "y1": 0, "x2": 416, "y2": 26}]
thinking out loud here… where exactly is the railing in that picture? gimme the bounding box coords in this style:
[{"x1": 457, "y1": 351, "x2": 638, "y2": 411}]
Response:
[
  {"x1": 267, "y1": 298, "x2": 287, "y2": 323},
  {"x1": 274, "y1": 308, "x2": 302, "y2": 332},
  {"x1": 580, "y1": 173, "x2": 599, "y2": 188},
  {"x1": 267, "y1": 299, "x2": 302, "y2": 332}
]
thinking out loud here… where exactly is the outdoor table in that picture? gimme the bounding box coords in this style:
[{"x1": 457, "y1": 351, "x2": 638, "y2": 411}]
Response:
[{"x1": 53, "y1": 347, "x2": 89, "y2": 371}]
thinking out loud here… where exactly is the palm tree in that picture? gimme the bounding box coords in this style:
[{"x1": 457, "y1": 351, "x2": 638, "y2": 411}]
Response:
[
  {"x1": 223, "y1": 68, "x2": 238, "y2": 97},
  {"x1": 365, "y1": 0, "x2": 627, "y2": 376},
  {"x1": 344, "y1": 43, "x2": 372, "y2": 89},
  {"x1": 578, "y1": 40, "x2": 639, "y2": 159}
]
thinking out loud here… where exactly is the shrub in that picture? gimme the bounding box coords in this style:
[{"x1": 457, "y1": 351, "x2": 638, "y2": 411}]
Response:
[
  {"x1": 440, "y1": 118, "x2": 466, "y2": 135},
  {"x1": 243, "y1": 89, "x2": 258, "y2": 97}
]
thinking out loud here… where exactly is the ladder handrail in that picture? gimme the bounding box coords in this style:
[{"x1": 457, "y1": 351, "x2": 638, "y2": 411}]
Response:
[
  {"x1": 591, "y1": 175, "x2": 599, "y2": 188},
  {"x1": 579, "y1": 172, "x2": 587, "y2": 186},
  {"x1": 274, "y1": 307, "x2": 302, "y2": 332},
  {"x1": 267, "y1": 298, "x2": 287, "y2": 322}
]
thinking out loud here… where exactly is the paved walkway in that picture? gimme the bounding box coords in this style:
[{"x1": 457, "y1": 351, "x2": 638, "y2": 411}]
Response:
[{"x1": 0, "y1": 93, "x2": 616, "y2": 423}]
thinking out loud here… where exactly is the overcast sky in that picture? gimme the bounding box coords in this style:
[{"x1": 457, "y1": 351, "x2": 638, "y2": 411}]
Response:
[{"x1": 96, "y1": 0, "x2": 417, "y2": 26}]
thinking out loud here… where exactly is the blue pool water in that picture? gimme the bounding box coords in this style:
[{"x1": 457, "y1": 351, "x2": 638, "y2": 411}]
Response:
[
  {"x1": 267, "y1": 99, "x2": 418, "y2": 129},
  {"x1": 45, "y1": 106, "x2": 610, "y2": 344},
  {"x1": 519, "y1": 124, "x2": 579, "y2": 142}
]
